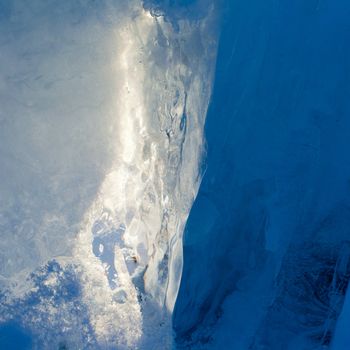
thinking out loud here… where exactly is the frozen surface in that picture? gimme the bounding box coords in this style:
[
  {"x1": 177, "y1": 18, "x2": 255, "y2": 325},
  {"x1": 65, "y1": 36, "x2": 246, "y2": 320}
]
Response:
[
  {"x1": 0, "y1": 1, "x2": 218, "y2": 348},
  {"x1": 174, "y1": 0, "x2": 350, "y2": 349},
  {"x1": 2, "y1": 0, "x2": 350, "y2": 349}
]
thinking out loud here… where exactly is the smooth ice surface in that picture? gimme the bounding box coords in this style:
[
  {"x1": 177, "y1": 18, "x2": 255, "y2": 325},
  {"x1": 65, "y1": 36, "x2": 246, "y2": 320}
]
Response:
[{"x1": 174, "y1": 0, "x2": 350, "y2": 349}]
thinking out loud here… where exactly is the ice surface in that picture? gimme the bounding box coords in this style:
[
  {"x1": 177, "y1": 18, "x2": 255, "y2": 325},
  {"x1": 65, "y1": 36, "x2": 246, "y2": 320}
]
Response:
[
  {"x1": 2, "y1": 0, "x2": 349, "y2": 349},
  {"x1": 0, "y1": 0, "x2": 218, "y2": 348},
  {"x1": 174, "y1": 0, "x2": 350, "y2": 349}
]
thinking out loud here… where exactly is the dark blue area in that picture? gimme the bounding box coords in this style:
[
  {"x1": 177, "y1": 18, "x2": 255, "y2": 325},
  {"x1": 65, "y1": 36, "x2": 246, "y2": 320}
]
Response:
[
  {"x1": 174, "y1": 0, "x2": 350, "y2": 348},
  {"x1": 0, "y1": 322, "x2": 32, "y2": 350}
]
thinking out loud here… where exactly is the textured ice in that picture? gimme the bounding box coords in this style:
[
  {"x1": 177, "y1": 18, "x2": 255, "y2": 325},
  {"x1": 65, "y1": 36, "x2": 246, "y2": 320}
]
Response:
[
  {"x1": 174, "y1": 1, "x2": 350, "y2": 349},
  {"x1": 0, "y1": 0, "x2": 218, "y2": 348},
  {"x1": 1, "y1": 0, "x2": 350, "y2": 349}
]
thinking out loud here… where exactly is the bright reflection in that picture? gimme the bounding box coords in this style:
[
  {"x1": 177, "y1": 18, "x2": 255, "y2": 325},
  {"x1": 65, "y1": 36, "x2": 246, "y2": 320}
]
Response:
[
  {"x1": 74, "y1": 4, "x2": 218, "y2": 347},
  {"x1": 73, "y1": 9, "x2": 155, "y2": 347}
]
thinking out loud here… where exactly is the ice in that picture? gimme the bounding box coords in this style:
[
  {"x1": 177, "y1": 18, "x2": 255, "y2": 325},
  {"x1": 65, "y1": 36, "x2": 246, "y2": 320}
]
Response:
[
  {"x1": 174, "y1": 0, "x2": 350, "y2": 349},
  {"x1": 0, "y1": 0, "x2": 218, "y2": 348},
  {"x1": 3, "y1": 0, "x2": 348, "y2": 348}
]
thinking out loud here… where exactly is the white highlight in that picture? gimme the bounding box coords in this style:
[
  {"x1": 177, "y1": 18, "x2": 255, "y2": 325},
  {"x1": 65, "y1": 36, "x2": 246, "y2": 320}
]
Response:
[
  {"x1": 74, "y1": 4, "x2": 218, "y2": 347},
  {"x1": 0, "y1": 1, "x2": 218, "y2": 348}
]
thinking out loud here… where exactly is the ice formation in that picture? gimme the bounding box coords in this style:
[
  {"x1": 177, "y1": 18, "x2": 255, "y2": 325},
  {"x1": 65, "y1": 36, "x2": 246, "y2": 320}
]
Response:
[
  {"x1": 0, "y1": 0, "x2": 217, "y2": 348},
  {"x1": 174, "y1": 1, "x2": 350, "y2": 349},
  {"x1": 1, "y1": 0, "x2": 350, "y2": 349}
]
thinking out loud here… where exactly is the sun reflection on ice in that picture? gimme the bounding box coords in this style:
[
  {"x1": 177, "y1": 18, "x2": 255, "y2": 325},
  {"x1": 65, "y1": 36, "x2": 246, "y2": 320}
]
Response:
[
  {"x1": 73, "y1": 8, "x2": 161, "y2": 348},
  {"x1": 73, "y1": 3, "x2": 217, "y2": 348}
]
